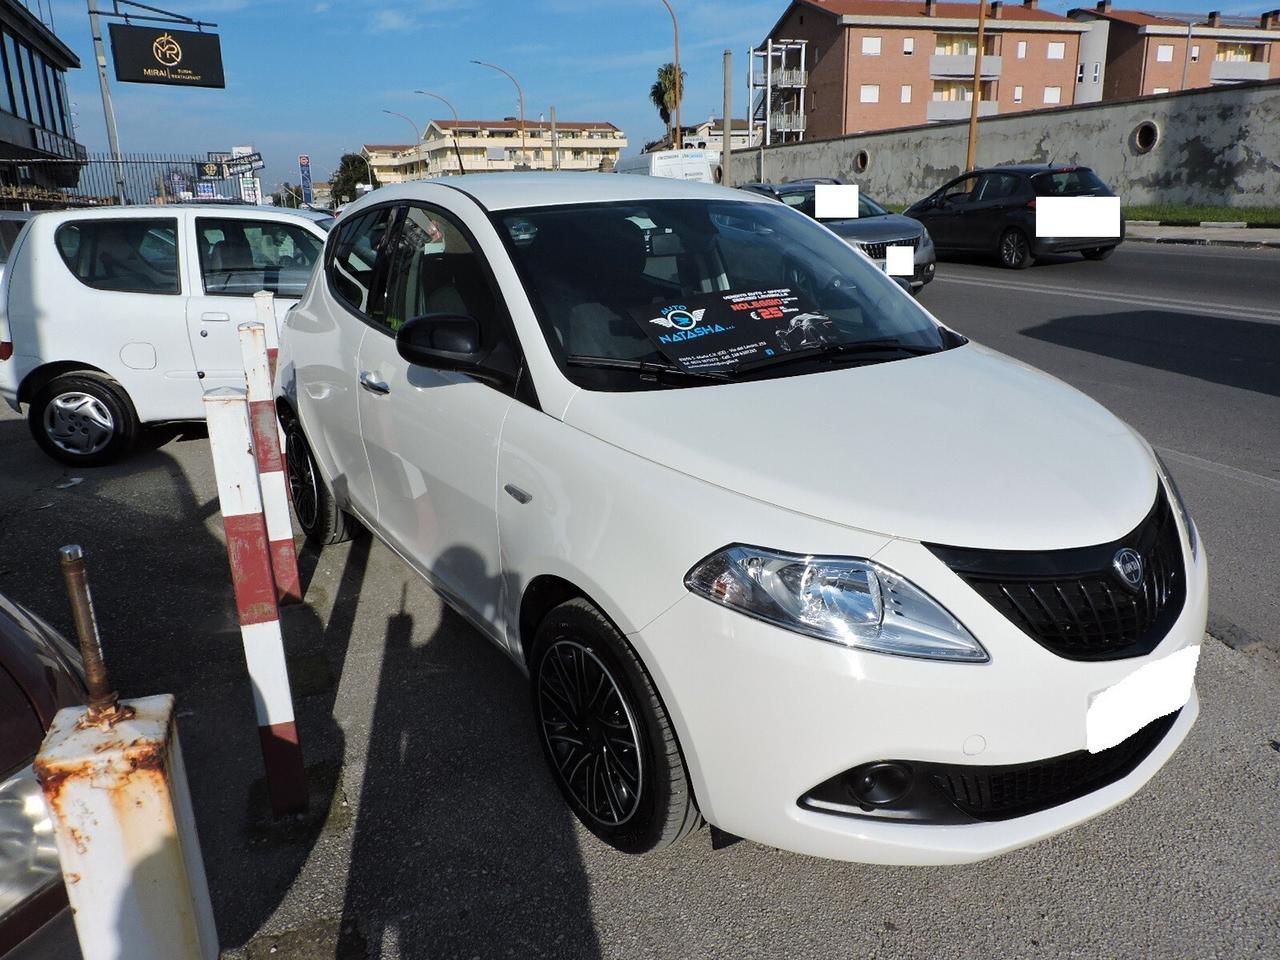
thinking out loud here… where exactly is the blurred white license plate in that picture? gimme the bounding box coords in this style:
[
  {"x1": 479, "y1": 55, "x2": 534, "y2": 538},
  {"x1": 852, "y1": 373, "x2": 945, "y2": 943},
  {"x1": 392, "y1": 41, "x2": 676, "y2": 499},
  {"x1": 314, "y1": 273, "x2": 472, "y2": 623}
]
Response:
[{"x1": 1085, "y1": 645, "x2": 1199, "y2": 754}]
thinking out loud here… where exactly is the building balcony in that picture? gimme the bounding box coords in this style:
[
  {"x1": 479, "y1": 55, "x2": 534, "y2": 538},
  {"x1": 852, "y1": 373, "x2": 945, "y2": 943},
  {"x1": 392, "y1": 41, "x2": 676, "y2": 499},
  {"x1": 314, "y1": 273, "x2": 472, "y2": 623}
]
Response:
[
  {"x1": 751, "y1": 69, "x2": 807, "y2": 87},
  {"x1": 770, "y1": 112, "x2": 806, "y2": 132},
  {"x1": 1209, "y1": 60, "x2": 1269, "y2": 82},
  {"x1": 930, "y1": 53, "x2": 1002, "y2": 79},
  {"x1": 927, "y1": 99, "x2": 999, "y2": 122}
]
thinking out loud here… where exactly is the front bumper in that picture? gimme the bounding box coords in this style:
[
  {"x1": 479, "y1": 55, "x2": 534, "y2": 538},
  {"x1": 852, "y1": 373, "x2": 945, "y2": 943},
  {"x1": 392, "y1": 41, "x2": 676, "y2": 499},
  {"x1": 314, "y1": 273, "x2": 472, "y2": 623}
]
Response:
[{"x1": 632, "y1": 532, "x2": 1207, "y2": 865}]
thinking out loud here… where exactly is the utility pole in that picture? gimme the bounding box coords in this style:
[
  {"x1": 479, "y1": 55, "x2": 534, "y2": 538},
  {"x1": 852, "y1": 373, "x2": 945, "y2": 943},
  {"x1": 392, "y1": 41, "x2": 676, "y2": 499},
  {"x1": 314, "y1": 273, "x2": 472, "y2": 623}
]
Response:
[
  {"x1": 87, "y1": 0, "x2": 126, "y2": 203},
  {"x1": 382, "y1": 109, "x2": 423, "y2": 179},
  {"x1": 415, "y1": 90, "x2": 466, "y2": 175},
  {"x1": 550, "y1": 105, "x2": 559, "y2": 170},
  {"x1": 659, "y1": 0, "x2": 682, "y2": 148},
  {"x1": 472, "y1": 60, "x2": 527, "y2": 167},
  {"x1": 721, "y1": 49, "x2": 733, "y2": 186},
  {"x1": 964, "y1": 0, "x2": 989, "y2": 172}
]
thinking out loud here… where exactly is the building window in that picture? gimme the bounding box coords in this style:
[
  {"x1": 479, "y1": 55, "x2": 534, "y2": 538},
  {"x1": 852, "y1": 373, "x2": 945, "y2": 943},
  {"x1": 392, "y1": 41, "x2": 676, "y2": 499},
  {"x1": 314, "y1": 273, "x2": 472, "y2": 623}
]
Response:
[
  {"x1": 1216, "y1": 42, "x2": 1261, "y2": 62},
  {"x1": 936, "y1": 34, "x2": 976, "y2": 56},
  {"x1": 1093, "y1": 62, "x2": 1101, "y2": 82},
  {"x1": 904, "y1": 37, "x2": 914, "y2": 55},
  {"x1": 932, "y1": 81, "x2": 974, "y2": 102},
  {"x1": 1156, "y1": 44, "x2": 1174, "y2": 63},
  {"x1": 1190, "y1": 44, "x2": 1200, "y2": 62},
  {"x1": 1153, "y1": 86, "x2": 1170, "y2": 94},
  {"x1": 1044, "y1": 86, "x2": 1062, "y2": 104},
  {"x1": 901, "y1": 84, "x2": 912, "y2": 103},
  {"x1": 862, "y1": 36, "x2": 881, "y2": 56},
  {"x1": 1047, "y1": 42, "x2": 1066, "y2": 60},
  {"x1": 1077, "y1": 63, "x2": 1085, "y2": 83},
  {"x1": 860, "y1": 84, "x2": 879, "y2": 103},
  {"x1": 1017, "y1": 40, "x2": 1027, "y2": 59},
  {"x1": 1013, "y1": 84, "x2": 1023, "y2": 103}
]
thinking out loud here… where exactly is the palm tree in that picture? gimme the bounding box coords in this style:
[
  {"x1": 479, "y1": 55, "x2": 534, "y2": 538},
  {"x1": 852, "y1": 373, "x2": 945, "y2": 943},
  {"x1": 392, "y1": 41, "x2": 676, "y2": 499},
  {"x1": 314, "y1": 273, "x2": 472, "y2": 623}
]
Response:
[{"x1": 649, "y1": 62, "x2": 686, "y2": 147}]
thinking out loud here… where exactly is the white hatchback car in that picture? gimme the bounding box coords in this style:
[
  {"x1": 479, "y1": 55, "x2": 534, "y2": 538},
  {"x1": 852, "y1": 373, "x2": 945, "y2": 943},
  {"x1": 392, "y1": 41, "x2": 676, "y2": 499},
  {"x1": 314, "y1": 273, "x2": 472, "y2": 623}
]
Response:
[
  {"x1": 0, "y1": 205, "x2": 329, "y2": 465},
  {"x1": 278, "y1": 174, "x2": 1206, "y2": 863}
]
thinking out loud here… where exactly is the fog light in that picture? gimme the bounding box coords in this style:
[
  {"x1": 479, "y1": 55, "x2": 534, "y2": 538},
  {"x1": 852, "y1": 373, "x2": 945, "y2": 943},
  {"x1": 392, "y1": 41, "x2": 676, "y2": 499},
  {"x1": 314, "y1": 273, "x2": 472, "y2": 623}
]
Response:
[{"x1": 847, "y1": 761, "x2": 913, "y2": 808}]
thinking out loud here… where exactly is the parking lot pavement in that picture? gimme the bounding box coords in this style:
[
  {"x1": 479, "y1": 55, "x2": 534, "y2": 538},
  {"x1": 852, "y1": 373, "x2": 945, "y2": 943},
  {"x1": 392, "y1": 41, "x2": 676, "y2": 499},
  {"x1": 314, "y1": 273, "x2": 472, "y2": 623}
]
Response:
[{"x1": 2, "y1": 384, "x2": 1278, "y2": 957}]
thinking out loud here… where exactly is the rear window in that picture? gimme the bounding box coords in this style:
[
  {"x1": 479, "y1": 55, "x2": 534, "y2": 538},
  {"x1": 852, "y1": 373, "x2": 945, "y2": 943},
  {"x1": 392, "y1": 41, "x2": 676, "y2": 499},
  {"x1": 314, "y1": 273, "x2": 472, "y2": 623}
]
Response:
[
  {"x1": 1031, "y1": 168, "x2": 1111, "y2": 197},
  {"x1": 55, "y1": 218, "x2": 180, "y2": 295}
]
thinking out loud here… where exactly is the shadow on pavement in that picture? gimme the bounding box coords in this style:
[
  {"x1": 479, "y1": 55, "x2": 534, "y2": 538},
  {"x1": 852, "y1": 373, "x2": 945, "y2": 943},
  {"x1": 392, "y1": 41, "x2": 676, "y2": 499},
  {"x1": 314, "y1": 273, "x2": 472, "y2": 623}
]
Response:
[
  {"x1": 336, "y1": 547, "x2": 601, "y2": 960},
  {"x1": 0, "y1": 415, "x2": 345, "y2": 953},
  {"x1": 1021, "y1": 310, "x2": 1280, "y2": 398}
]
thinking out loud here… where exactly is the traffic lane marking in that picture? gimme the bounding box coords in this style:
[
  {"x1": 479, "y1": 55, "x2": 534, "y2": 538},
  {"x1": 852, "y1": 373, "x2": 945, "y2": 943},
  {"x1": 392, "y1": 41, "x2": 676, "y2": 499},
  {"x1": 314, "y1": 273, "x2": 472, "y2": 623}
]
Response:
[{"x1": 930, "y1": 274, "x2": 1280, "y2": 324}]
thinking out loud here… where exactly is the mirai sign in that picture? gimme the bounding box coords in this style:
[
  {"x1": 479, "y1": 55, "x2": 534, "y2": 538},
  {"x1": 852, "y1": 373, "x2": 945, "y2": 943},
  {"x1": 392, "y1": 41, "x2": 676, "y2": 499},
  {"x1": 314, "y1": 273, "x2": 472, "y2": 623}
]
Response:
[{"x1": 108, "y1": 24, "x2": 225, "y2": 88}]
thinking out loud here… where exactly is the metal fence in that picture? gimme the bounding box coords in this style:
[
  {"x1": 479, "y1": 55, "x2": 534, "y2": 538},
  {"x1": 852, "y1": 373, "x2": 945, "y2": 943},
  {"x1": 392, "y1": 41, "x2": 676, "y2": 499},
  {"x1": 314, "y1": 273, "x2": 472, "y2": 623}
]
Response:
[{"x1": 0, "y1": 152, "x2": 258, "y2": 209}]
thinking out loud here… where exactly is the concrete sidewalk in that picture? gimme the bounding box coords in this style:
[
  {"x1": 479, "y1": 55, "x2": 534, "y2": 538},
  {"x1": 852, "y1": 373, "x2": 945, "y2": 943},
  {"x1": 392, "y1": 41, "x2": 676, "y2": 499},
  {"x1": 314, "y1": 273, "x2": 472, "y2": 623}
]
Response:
[{"x1": 1124, "y1": 222, "x2": 1280, "y2": 249}]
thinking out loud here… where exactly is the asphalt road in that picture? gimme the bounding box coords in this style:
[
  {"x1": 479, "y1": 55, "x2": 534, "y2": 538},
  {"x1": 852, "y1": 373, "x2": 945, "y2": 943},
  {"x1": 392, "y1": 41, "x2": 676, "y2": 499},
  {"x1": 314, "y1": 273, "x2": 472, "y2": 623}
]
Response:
[
  {"x1": 917, "y1": 241, "x2": 1280, "y2": 654},
  {"x1": 0, "y1": 241, "x2": 1277, "y2": 960}
]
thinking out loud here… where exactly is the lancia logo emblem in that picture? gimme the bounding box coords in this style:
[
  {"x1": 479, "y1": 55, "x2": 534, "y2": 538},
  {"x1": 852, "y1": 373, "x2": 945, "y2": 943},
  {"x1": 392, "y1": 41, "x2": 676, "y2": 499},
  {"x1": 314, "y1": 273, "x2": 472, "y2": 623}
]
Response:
[{"x1": 1112, "y1": 548, "x2": 1144, "y2": 589}]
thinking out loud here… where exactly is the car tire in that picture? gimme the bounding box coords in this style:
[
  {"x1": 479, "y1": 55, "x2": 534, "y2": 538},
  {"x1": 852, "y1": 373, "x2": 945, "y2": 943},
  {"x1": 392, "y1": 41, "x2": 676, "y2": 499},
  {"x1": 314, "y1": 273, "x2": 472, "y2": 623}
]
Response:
[
  {"x1": 284, "y1": 418, "x2": 357, "y2": 545},
  {"x1": 1081, "y1": 246, "x2": 1116, "y2": 261},
  {"x1": 28, "y1": 373, "x2": 137, "y2": 466},
  {"x1": 998, "y1": 228, "x2": 1034, "y2": 270},
  {"x1": 530, "y1": 598, "x2": 702, "y2": 854}
]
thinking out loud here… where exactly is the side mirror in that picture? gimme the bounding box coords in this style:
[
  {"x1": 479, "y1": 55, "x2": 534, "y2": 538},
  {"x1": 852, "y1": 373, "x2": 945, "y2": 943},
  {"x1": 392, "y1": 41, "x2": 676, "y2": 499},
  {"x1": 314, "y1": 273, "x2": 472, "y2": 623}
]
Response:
[{"x1": 396, "y1": 314, "x2": 482, "y2": 371}]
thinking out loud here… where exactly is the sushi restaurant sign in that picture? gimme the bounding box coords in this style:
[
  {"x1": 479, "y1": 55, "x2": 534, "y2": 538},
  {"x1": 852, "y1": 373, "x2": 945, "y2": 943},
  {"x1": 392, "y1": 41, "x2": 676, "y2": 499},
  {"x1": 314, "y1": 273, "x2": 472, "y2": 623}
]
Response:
[{"x1": 109, "y1": 24, "x2": 225, "y2": 88}]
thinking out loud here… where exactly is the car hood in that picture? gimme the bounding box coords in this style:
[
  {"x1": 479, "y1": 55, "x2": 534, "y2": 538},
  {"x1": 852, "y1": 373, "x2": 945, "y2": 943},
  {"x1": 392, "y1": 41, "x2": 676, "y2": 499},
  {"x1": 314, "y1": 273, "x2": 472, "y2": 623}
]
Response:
[
  {"x1": 824, "y1": 214, "x2": 926, "y2": 244},
  {"x1": 561, "y1": 343, "x2": 1157, "y2": 551}
]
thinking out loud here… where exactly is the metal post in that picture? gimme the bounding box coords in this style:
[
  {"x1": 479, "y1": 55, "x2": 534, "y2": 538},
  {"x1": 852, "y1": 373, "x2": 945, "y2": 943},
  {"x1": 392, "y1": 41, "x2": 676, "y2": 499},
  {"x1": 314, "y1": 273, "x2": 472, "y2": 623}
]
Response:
[
  {"x1": 204, "y1": 387, "x2": 307, "y2": 814},
  {"x1": 550, "y1": 105, "x2": 558, "y2": 170},
  {"x1": 37, "y1": 546, "x2": 218, "y2": 960},
  {"x1": 965, "y1": 0, "x2": 989, "y2": 172},
  {"x1": 1180, "y1": 21, "x2": 1193, "y2": 91},
  {"x1": 415, "y1": 91, "x2": 466, "y2": 175},
  {"x1": 382, "y1": 109, "x2": 422, "y2": 180},
  {"x1": 87, "y1": 0, "x2": 126, "y2": 204},
  {"x1": 722, "y1": 49, "x2": 733, "y2": 186},
  {"x1": 472, "y1": 61, "x2": 527, "y2": 167},
  {"x1": 659, "y1": 0, "x2": 682, "y2": 148}
]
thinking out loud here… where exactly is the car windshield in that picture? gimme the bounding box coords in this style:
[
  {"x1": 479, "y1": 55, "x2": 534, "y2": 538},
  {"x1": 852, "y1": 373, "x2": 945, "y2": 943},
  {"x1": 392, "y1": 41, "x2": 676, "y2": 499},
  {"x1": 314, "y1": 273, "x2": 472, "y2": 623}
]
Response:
[
  {"x1": 1031, "y1": 169, "x2": 1111, "y2": 197},
  {"x1": 778, "y1": 189, "x2": 889, "y2": 219},
  {"x1": 498, "y1": 198, "x2": 951, "y2": 390}
]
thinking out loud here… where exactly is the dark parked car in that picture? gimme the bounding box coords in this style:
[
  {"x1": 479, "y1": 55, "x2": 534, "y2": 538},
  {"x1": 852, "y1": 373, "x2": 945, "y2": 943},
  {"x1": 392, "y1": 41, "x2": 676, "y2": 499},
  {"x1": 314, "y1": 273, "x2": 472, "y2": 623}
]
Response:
[
  {"x1": 0, "y1": 593, "x2": 85, "y2": 959},
  {"x1": 905, "y1": 164, "x2": 1123, "y2": 269},
  {"x1": 740, "y1": 179, "x2": 936, "y2": 292}
]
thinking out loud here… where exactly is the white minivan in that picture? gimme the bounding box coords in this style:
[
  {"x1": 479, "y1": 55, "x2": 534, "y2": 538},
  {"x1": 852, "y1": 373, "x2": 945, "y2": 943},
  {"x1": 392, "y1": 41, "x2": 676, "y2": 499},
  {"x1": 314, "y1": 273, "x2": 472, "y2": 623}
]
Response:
[
  {"x1": 0, "y1": 205, "x2": 329, "y2": 465},
  {"x1": 614, "y1": 148, "x2": 720, "y2": 183},
  {"x1": 278, "y1": 174, "x2": 1206, "y2": 864}
]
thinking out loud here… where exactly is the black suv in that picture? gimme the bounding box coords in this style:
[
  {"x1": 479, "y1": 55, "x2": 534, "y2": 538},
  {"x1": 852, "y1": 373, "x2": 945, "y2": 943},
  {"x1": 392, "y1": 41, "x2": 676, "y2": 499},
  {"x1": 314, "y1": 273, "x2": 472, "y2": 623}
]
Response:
[{"x1": 905, "y1": 164, "x2": 1123, "y2": 269}]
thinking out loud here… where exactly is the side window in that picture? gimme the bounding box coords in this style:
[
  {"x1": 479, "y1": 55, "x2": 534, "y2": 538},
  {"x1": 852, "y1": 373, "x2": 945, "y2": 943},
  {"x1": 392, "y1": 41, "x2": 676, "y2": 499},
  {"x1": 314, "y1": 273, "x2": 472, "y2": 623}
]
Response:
[
  {"x1": 942, "y1": 176, "x2": 979, "y2": 203},
  {"x1": 196, "y1": 217, "x2": 324, "y2": 297},
  {"x1": 329, "y1": 208, "x2": 393, "y2": 318},
  {"x1": 976, "y1": 173, "x2": 1021, "y2": 202},
  {"x1": 54, "y1": 218, "x2": 179, "y2": 295},
  {"x1": 381, "y1": 206, "x2": 499, "y2": 339}
]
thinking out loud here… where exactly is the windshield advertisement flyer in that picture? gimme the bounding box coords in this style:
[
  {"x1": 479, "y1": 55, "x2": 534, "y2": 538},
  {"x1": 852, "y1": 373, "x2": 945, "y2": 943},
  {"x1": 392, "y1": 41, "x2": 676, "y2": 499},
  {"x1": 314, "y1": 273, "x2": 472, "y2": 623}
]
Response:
[{"x1": 637, "y1": 288, "x2": 836, "y2": 372}]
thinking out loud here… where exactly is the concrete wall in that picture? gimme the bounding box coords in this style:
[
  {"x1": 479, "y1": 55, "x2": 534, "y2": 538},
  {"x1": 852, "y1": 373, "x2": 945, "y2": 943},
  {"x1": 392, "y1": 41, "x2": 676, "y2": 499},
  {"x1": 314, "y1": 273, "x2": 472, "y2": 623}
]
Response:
[{"x1": 733, "y1": 78, "x2": 1280, "y2": 207}]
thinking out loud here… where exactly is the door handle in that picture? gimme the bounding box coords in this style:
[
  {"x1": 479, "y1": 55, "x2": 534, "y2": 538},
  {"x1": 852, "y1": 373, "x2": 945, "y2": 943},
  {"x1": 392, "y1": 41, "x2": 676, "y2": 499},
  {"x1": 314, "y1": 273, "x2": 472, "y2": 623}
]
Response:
[
  {"x1": 359, "y1": 372, "x2": 390, "y2": 395},
  {"x1": 200, "y1": 312, "x2": 231, "y2": 323}
]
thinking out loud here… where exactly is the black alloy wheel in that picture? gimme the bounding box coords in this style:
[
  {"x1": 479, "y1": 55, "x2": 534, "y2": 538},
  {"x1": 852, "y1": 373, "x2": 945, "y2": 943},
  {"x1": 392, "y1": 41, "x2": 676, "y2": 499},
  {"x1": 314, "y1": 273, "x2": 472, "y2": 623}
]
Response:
[
  {"x1": 284, "y1": 419, "x2": 357, "y2": 545},
  {"x1": 999, "y1": 227, "x2": 1034, "y2": 270},
  {"x1": 530, "y1": 598, "x2": 702, "y2": 853}
]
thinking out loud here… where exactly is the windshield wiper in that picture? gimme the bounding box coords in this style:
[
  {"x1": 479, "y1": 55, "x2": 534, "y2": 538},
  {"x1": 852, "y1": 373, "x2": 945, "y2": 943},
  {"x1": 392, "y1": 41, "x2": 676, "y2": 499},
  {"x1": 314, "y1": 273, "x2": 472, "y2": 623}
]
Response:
[
  {"x1": 733, "y1": 338, "x2": 940, "y2": 375},
  {"x1": 565, "y1": 355, "x2": 733, "y2": 382}
]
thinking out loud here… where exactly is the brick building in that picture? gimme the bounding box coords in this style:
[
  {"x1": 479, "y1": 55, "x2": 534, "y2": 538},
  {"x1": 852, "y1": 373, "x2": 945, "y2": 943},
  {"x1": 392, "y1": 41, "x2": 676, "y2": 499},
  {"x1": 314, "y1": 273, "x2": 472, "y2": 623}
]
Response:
[
  {"x1": 1069, "y1": 4, "x2": 1279, "y2": 102},
  {"x1": 759, "y1": 0, "x2": 1089, "y2": 137}
]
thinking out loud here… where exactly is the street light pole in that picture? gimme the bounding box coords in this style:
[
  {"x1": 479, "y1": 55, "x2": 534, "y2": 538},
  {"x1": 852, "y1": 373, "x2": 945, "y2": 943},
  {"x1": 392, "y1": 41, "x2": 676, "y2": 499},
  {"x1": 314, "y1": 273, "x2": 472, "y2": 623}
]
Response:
[
  {"x1": 382, "y1": 109, "x2": 423, "y2": 180},
  {"x1": 659, "y1": 0, "x2": 682, "y2": 149},
  {"x1": 87, "y1": 0, "x2": 126, "y2": 203},
  {"x1": 415, "y1": 90, "x2": 466, "y2": 175},
  {"x1": 965, "y1": 0, "x2": 989, "y2": 172},
  {"x1": 471, "y1": 60, "x2": 527, "y2": 167}
]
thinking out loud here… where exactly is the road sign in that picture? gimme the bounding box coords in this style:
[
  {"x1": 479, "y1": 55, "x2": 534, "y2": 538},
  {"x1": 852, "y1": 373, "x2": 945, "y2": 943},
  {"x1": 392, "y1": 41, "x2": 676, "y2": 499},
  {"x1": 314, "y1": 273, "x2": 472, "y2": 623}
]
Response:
[
  {"x1": 224, "y1": 152, "x2": 264, "y2": 176},
  {"x1": 299, "y1": 155, "x2": 313, "y2": 205}
]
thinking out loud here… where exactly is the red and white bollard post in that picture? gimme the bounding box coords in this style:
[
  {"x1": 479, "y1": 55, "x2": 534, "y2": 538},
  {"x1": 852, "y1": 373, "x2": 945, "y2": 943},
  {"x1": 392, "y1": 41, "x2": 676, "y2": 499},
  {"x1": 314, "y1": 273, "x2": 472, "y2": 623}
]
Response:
[
  {"x1": 238, "y1": 320, "x2": 302, "y2": 606},
  {"x1": 36, "y1": 546, "x2": 219, "y2": 960},
  {"x1": 203, "y1": 387, "x2": 307, "y2": 814},
  {"x1": 253, "y1": 290, "x2": 280, "y2": 381}
]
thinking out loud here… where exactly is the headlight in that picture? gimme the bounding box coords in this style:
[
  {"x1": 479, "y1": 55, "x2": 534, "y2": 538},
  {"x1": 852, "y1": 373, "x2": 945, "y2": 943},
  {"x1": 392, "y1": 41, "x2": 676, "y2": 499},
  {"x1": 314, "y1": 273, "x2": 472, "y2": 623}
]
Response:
[
  {"x1": 685, "y1": 545, "x2": 988, "y2": 662},
  {"x1": 0, "y1": 765, "x2": 61, "y2": 917},
  {"x1": 1153, "y1": 453, "x2": 1199, "y2": 559},
  {"x1": 919, "y1": 228, "x2": 934, "y2": 250}
]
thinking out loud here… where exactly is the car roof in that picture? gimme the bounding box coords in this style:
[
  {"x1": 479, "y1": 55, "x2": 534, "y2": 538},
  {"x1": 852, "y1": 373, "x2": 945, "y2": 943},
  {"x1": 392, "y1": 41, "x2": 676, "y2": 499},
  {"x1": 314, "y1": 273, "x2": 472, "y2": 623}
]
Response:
[
  {"x1": 351, "y1": 172, "x2": 773, "y2": 214},
  {"x1": 977, "y1": 164, "x2": 1095, "y2": 175},
  {"x1": 28, "y1": 204, "x2": 328, "y2": 225}
]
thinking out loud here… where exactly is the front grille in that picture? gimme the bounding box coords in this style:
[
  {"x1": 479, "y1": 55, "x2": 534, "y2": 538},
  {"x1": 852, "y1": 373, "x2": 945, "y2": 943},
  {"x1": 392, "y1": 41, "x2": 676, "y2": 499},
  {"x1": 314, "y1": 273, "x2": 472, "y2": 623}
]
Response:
[
  {"x1": 857, "y1": 236, "x2": 919, "y2": 259},
  {"x1": 927, "y1": 490, "x2": 1185, "y2": 661},
  {"x1": 930, "y1": 709, "x2": 1179, "y2": 821}
]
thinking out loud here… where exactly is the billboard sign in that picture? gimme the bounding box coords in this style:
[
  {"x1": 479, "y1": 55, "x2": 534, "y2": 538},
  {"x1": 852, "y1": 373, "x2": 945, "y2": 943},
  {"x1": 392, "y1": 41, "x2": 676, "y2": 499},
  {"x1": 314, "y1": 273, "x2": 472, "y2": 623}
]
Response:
[
  {"x1": 195, "y1": 181, "x2": 216, "y2": 199},
  {"x1": 108, "y1": 25, "x2": 225, "y2": 88},
  {"x1": 239, "y1": 177, "x2": 261, "y2": 204},
  {"x1": 299, "y1": 154, "x2": 313, "y2": 205}
]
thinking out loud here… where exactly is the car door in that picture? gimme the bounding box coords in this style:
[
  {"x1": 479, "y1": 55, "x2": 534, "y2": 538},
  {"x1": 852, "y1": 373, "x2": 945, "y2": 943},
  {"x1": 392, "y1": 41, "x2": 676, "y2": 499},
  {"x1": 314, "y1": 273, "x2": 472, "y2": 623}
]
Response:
[
  {"x1": 965, "y1": 173, "x2": 1024, "y2": 252},
  {"x1": 185, "y1": 214, "x2": 325, "y2": 393},
  {"x1": 290, "y1": 206, "x2": 396, "y2": 522},
  {"x1": 919, "y1": 174, "x2": 979, "y2": 250},
  {"x1": 356, "y1": 203, "x2": 516, "y2": 628}
]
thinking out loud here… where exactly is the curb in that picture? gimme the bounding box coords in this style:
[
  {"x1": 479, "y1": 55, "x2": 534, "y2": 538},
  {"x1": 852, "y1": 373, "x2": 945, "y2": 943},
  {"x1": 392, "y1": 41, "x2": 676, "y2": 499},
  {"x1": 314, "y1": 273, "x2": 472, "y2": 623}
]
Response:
[{"x1": 1124, "y1": 235, "x2": 1280, "y2": 250}]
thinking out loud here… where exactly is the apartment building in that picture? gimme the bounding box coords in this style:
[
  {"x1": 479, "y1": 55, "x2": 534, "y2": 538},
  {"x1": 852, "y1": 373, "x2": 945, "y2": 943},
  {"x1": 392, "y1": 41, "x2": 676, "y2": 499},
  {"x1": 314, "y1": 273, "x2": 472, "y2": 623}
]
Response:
[
  {"x1": 1070, "y1": 4, "x2": 1279, "y2": 102},
  {"x1": 363, "y1": 120, "x2": 627, "y2": 181},
  {"x1": 759, "y1": 0, "x2": 1089, "y2": 137}
]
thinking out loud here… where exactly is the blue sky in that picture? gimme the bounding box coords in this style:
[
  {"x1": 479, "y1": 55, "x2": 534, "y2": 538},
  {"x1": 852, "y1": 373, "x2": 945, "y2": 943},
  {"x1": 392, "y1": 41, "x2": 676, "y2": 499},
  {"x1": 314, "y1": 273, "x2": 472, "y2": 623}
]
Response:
[{"x1": 41, "y1": 0, "x2": 1274, "y2": 190}]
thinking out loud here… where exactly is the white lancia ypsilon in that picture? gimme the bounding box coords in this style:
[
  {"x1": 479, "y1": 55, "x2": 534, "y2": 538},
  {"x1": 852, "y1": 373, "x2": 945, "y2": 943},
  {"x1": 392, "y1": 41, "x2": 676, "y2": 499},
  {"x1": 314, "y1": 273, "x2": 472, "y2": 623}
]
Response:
[{"x1": 277, "y1": 174, "x2": 1206, "y2": 864}]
